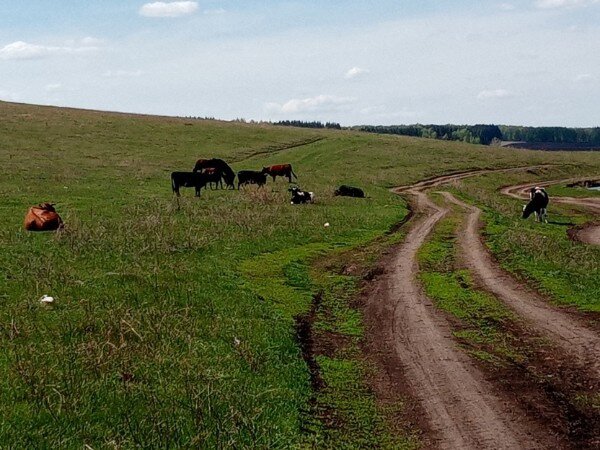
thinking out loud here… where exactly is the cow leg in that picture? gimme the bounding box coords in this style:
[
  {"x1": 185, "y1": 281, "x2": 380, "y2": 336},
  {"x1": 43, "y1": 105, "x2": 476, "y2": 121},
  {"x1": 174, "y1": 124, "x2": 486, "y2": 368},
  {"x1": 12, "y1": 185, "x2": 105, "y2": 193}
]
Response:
[{"x1": 195, "y1": 186, "x2": 201, "y2": 197}]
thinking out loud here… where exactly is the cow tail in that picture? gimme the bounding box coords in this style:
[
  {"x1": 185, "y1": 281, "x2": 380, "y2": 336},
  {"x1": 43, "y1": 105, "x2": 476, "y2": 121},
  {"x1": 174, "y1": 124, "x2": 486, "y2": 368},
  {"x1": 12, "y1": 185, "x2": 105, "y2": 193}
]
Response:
[
  {"x1": 291, "y1": 169, "x2": 298, "y2": 180},
  {"x1": 171, "y1": 175, "x2": 177, "y2": 193}
]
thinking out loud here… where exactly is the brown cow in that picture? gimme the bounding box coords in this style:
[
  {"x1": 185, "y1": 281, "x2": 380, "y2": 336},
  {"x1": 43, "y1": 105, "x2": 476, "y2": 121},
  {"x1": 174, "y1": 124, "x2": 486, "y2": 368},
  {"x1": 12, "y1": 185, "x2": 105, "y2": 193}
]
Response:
[
  {"x1": 262, "y1": 164, "x2": 297, "y2": 183},
  {"x1": 24, "y1": 203, "x2": 63, "y2": 231}
]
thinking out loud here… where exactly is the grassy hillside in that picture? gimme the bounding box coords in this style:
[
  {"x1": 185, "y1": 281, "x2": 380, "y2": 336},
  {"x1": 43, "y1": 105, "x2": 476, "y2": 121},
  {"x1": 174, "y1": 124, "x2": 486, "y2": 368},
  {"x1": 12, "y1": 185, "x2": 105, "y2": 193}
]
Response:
[{"x1": 1, "y1": 101, "x2": 599, "y2": 447}]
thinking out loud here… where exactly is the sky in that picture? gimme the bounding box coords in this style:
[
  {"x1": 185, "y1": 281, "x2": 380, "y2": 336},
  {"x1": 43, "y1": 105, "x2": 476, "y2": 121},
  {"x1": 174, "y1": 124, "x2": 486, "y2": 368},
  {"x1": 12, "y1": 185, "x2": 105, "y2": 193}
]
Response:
[{"x1": 1, "y1": 1, "x2": 599, "y2": 126}]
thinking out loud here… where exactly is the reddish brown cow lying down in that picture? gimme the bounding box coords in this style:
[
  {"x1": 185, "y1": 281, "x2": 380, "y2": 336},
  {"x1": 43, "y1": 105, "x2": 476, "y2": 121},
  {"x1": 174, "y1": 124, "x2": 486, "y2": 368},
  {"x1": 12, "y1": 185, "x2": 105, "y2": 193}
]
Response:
[{"x1": 24, "y1": 203, "x2": 63, "y2": 231}]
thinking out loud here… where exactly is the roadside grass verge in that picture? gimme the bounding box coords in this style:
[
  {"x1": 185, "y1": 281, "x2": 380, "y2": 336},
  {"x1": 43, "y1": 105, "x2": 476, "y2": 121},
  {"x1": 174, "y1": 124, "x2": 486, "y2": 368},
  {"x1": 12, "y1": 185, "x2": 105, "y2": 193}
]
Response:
[{"x1": 240, "y1": 221, "x2": 419, "y2": 448}]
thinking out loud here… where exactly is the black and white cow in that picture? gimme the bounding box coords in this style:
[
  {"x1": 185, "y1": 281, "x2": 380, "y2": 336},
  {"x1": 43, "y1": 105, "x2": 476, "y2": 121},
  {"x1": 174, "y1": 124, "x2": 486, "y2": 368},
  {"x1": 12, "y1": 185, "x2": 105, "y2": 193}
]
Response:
[
  {"x1": 289, "y1": 187, "x2": 315, "y2": 204},
  {"x1": 522, "y1": 186, "x2": 549, "y2": 222},
  {"x1": 171, "y1": 171, "x2": 210, "y2": 197}
]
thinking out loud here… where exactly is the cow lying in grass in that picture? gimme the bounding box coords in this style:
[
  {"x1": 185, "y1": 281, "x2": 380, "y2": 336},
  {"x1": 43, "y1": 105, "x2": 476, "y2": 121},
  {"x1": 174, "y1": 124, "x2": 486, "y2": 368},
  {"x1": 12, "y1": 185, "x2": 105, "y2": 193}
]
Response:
[
  {"x1": 522, "y1": 186, "x2": 549, "y2": 223},
  {"x1": 24, "y1": 203, "x2": 63, "y2": 231},
  {"x1": 289, "y1": 187, "x2": 315, "y2": 204},
  {"x1": 171, "y1": 172, "x2": 209, "y2": 197},
  {"x1": 237, "y1": 170, "x2": 267, "y2": 189},
  {"x1": 334, "y1": 185, "x2": 365, "y2": 198}
]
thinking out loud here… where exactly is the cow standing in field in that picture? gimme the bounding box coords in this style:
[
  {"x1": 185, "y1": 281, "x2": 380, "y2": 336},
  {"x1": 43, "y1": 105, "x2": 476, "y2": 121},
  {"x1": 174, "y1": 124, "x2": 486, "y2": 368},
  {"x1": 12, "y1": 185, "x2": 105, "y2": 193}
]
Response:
[
  {"x1": 237, "y1": 170, "x2": 267, "y2": 189},
  {"x1": 202, "y1": 167, "x2": 223, "y2": 189},
  {"x1": 171, "y1": 171, "x2": 210, "y2": 197},
  {"x1": 193, "y1": 158, "x2": 236, "y2": 189},
  {"x1": 522, "y1": 186, "x2": 549, "y2": 223},
  {"x1": 262, "y1": 164, "x2": 297, "y2": 183}
]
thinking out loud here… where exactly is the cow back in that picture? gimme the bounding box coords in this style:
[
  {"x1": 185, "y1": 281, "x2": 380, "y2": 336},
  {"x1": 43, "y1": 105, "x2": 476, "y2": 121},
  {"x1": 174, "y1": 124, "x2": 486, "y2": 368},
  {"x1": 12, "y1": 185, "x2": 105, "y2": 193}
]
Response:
[
  {"x1": 24, "y1": 205, "x2": 63, "y2": 231},
  {"x1": 265, "y1": 164, "x2": 291, "y2": 174}
]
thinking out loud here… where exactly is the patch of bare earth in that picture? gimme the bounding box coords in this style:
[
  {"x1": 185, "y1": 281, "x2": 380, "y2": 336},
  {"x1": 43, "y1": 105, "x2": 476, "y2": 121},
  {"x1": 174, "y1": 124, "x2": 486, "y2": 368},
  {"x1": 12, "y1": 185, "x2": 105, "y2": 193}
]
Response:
[
  {"x1": 356, "y1": 168, "x2": 600, "y2": 449},
  {"x1": 363, "y1": 181, "x2": 554, "y2": 449}
]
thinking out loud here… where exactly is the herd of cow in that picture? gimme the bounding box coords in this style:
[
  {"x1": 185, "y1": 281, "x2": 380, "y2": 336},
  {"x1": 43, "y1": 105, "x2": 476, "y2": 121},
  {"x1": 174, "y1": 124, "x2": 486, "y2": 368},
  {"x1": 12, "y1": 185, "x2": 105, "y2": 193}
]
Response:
[
  {"x1": 171, "y1": 158, "x2": 296, "y2": 196},
  {"x1": 22, "y1": 162, "x2": 549, "y2": 232},
  {"x1": 170, "y1": 158, "x2": 366, "y2": 204}
]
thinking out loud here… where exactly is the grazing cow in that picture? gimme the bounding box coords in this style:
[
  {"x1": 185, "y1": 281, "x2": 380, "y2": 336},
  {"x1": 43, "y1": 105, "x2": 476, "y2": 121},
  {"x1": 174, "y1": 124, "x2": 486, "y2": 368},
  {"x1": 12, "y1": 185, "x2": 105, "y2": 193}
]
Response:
[
  {"x1": 24, "y1": 203, "x2": 63, "y2": 231},
  {"x1": 522, "y1": 186, "x2": 549, "y2": 222},
  {"x1": 193, "y1": 158, "x2": 236, "y2": 189},
  {"x1": 237, "y1": 170, "x2": 267, "y2": 189},
  {"x1": 202, "y1": 167, "x2": 223, "y2": 189},
  {"x1": 334, "y1": 185, "x2": 365, "y2": 198},
  {"x1": 289, "y1": 187, "x2": 315, "y2": 204},
  {"x1": 262, "y1": 164, "x2": 297, "y2": 183},
  {"x1": 171, "y1": 171, "x2": 210, "y2": 197}
]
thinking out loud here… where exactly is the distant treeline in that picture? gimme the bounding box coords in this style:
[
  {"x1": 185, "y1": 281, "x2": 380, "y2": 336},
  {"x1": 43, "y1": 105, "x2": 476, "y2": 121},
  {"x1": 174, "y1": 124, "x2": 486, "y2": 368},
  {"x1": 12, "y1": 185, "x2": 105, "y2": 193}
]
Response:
[
  {"x1": 275, "y1": 120, "x2": 342, "y2": 130},
  {"x1": 355, "y1": 124, "x2": 600, "y2": 146},
  {"x1": 499, "y1": 126, "x2": 600, "y2": 145},
  {"x1": 355, "y1": 124, "x2": 502, "y2": 145}
]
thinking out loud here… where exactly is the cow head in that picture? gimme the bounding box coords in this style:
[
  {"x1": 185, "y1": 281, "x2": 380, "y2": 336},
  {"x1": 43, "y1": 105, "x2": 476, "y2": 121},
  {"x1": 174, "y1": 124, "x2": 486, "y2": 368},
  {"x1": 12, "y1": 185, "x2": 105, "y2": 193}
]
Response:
[
  {"x1": 522, "y1": 201, "x2": 535, "y2": 219},
  {"x1": 261, "y1": 167, "x2": 269, "y2": 174},
  {"x1": 38, "y1": 202, "x2": 56, "y2": 212}
]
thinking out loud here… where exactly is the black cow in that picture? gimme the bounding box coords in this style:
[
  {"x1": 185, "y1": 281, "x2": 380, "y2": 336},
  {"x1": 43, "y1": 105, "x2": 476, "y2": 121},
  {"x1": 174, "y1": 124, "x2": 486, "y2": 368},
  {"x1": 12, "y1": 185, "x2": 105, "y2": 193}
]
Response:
[
  {"x1": 202, "y1": 167, "x2": 223, "y2": 189},
  {"x1": 522, "y1": 187, "x2": 549, "y2": 222},
  {"x1": 289, "y1": 187, "x2": 315, "y2": 204},
  {"x1": 171, "y1": 172, "x2": 210, "y2": 197},
  {"x1": 237, "y1": 170, "x2": 267, "y2": 189},
  {"x1": 193, "y1": 158, "x2": 236, "y2": 189},
  {"x1": 334, "y1": 185, "x2": 365, "y2": 198}
]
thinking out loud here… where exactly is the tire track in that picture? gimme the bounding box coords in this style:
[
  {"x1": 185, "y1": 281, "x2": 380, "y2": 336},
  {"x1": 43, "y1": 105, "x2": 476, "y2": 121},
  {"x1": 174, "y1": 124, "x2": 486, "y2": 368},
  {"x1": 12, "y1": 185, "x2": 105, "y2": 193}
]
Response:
[
  {"x1": 365, "y1": 167, "x2": 555, "y2": 449},
  {"x1": 443, "y1": 191, "x2": 600, "y2": 378}
]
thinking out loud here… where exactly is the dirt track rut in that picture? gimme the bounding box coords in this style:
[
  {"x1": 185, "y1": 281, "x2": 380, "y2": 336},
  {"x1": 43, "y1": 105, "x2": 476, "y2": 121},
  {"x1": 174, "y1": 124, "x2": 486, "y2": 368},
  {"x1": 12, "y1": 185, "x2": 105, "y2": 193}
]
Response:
[
  {"x1": 364, "y1": 167, "x2": 600, "y2": 449},
  {"x1": 366, "y1": 168, "x2": 556, "y2": 449},
  {"x1": 443, "y1": 191, "x2": 600, "y2": 377}
]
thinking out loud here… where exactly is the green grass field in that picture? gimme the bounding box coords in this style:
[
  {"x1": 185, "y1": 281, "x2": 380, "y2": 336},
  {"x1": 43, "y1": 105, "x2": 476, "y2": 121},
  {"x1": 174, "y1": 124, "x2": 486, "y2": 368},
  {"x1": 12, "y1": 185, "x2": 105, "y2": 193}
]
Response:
[{"x1": 1, "y1": 101, "x2": 599, "y2": 447}]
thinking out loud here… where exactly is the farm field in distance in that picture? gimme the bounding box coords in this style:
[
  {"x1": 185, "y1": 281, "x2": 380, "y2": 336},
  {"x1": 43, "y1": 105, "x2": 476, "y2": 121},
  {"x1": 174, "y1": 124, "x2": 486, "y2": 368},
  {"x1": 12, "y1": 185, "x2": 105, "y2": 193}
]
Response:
[{"x1": 1, "y1": 101, "x2": 599, "y2": 448}]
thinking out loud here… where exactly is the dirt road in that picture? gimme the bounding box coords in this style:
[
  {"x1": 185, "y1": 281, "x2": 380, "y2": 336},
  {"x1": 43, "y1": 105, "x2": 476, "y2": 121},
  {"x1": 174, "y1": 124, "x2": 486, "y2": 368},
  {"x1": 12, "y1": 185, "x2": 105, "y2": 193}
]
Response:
[
  {"x1": 365, "y1": 169, "x2": 557, "y2": 449},
  {"x1": 362, "y1": 168, "x2": 600, "y2": 449},
  {"x1": 443, "y1": 191, "x2": 600, "y2": 377}
]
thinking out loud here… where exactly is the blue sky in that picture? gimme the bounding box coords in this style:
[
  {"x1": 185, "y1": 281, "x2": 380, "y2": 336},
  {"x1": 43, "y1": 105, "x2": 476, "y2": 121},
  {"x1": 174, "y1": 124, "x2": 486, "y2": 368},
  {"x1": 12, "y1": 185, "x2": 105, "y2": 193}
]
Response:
[{"x1": 1, "y1": 1, "x2": 599, "y2": 126}]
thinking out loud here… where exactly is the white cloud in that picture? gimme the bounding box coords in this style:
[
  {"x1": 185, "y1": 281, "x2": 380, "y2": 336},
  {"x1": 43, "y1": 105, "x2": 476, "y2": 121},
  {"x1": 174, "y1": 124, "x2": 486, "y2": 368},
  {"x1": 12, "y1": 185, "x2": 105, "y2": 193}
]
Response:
[
  {"x1": 534, "y1": 0, "x2": 598, "y2": 8},
  {"x1": 0, "y1": 40, "x2": 99, "y2": 60},
  {"x1": 139, "y1": 1, "x2": 199, "y2": 17},
  {"x1": 344, "y1": 67, "x2": 369, "y2": 79},
  {"x1": 266, "y1": 94, "x2": 355, "y2": 114},
  {"x1": 499, "y1": 3, "x2": 516, "y2": 10},
  {"x1": 81, "y1": 36, "x2": 104, "y2": 46},
  {"x1": 477, "y1": 89, "x2": 513, "y2": 100}
]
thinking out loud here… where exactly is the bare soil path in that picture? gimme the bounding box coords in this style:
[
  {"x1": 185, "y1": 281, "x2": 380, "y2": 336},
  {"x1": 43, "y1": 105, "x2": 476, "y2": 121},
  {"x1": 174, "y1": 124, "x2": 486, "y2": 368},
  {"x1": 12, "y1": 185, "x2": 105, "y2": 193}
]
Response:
[
  {"x1": 365, "y1": 168, "x2": 558, "y2": 449},
  {"x1": 443, "y1": 191, "x2": 600, "y2": 377}
]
